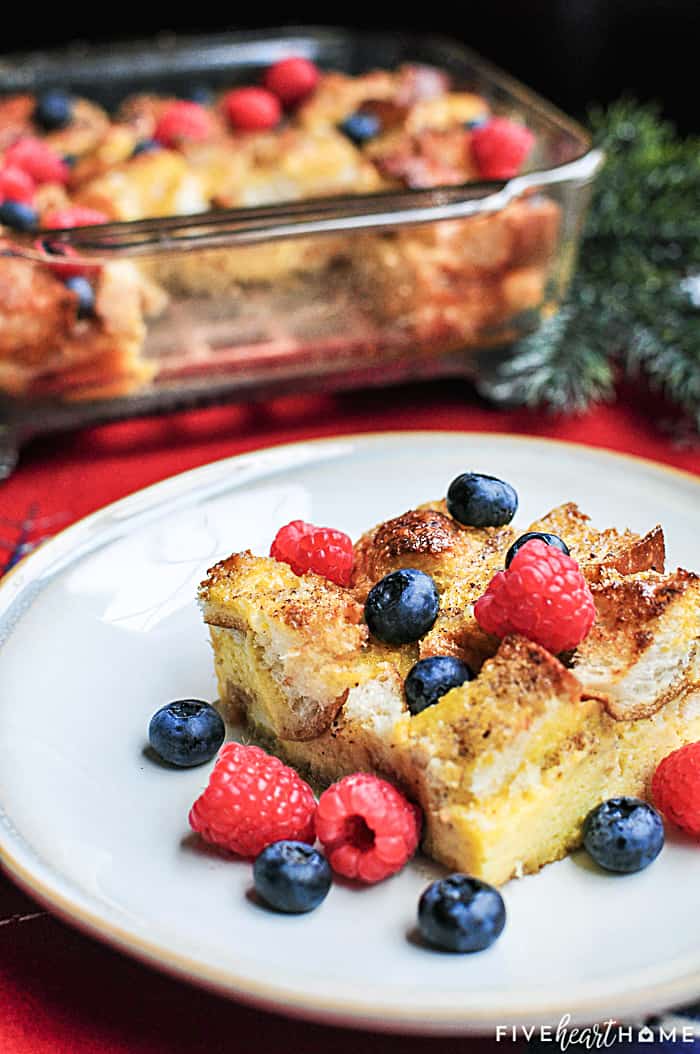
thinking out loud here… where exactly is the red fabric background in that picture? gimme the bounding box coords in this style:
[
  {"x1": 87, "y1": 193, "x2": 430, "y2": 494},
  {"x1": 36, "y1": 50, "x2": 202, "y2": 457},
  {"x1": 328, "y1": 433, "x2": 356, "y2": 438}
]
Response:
[{"x1": 0, "y1": 380, "x2": 698, "y2": 1054}]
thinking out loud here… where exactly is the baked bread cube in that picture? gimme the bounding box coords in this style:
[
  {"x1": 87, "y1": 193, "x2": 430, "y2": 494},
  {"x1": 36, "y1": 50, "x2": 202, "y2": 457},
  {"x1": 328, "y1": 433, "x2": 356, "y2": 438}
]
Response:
[{"x1": 199, "y1": 501, "x2": 700, "y2": 885}]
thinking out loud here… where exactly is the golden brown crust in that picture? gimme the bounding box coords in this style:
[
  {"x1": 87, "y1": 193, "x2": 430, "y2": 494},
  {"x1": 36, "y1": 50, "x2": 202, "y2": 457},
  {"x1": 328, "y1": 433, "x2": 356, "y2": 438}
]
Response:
[
  {"x1": 0, "y1": 257, "x2": 77, "y2": 360},
  {"x1": 573, "y1": 568, "x2": 700, "y2": 720},
  {"x1": 527, "y1": 502, "x2": 665, "y2": 579}
]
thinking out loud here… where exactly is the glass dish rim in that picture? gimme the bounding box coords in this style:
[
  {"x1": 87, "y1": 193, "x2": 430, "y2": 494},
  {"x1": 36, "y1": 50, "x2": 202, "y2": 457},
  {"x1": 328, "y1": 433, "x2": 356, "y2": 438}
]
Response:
[{"x1": 1, "y1": 25, "x2": 603, "y2": 261}]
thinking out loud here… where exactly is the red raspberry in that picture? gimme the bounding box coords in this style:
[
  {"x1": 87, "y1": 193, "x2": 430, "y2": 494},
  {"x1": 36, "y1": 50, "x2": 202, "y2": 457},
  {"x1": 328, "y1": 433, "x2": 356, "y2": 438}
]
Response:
[
  {"x1": 43, "y1": 206, "x2": 109, "y2": 229},
  {"x1": 471, "y1": 117, "x2": 535, "y2": 180},
  {"x1": 474, "y1": 538, "x2": 595, "y2": 654},
  {"x1": 0, "y1": 165, "x2": 36, "y2": 204},
  {"x1": 154, "y1": 101, "x2": 213, "y2": 147},
  {"x1": 263, "y1": 57, "x2": 320, "y2": 107},
  {"x1": 224, "y1": 87, "x2": 281, "y2": 131},
  {"x1": 189, "y1": 742, "x2": 317, "y2": 858},
  {"x1": 4, "y1": 138, "x2": 70, "y2": 184},
  {"x1": 270, "y1": 519, "x2": 354, "y2": 586},
  {"x1": 652, "y1": 742, "x2": 700, "y2": 836},
  {"x1": 315, "y1": 773, "x2": 422, "y2": 883}
]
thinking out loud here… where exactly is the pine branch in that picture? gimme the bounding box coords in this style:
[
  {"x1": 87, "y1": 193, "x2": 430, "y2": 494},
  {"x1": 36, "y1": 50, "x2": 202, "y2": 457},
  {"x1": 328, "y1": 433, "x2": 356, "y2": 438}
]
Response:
[{"x1": 480, "y1": 102, "x2": 700, "y2": 428}]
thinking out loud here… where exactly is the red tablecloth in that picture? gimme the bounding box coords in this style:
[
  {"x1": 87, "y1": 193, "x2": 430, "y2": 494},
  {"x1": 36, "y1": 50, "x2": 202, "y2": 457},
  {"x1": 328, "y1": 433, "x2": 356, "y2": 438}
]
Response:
[{"x1": 0, "y1": 381, "x2": 698, "y2": 1054}]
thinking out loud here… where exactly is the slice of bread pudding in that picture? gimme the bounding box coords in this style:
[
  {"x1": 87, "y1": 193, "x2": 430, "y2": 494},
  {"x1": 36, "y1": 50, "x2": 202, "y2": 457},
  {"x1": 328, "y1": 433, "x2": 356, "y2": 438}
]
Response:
[{"x1": 198, "y1": 502, "x2": 700, "y2": 886}]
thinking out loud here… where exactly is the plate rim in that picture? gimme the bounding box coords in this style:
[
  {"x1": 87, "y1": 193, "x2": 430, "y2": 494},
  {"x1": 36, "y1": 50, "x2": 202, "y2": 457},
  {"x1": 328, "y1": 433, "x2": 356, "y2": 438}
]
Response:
[{"x1": 1, "y1": 430, "x2": 699, "y2": 1035}]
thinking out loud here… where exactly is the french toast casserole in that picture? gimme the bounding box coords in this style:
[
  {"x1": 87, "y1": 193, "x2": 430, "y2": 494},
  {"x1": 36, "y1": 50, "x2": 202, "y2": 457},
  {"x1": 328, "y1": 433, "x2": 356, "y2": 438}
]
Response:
[
  {"x1": 199, "y1": 496, "x2": 700, "y2": 887},
  {"x1": 0, "y1": 57, "x2": 562, "y2": 401}
]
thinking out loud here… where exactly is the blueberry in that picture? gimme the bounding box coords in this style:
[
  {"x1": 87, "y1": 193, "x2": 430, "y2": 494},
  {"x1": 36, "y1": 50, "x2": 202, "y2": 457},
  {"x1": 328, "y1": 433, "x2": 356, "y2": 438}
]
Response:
[
  {"x1": 446, "y1": 473, "x2": 518, "y2": 528},
  {"x1": 365, "y1": 568, "x2": 439, "y2": 645},
  {"x1": 132, "y1": 138, "x2": 161, "y2": 157},
  {"x1": 254, "y1": 840, "x2": 332, "y2": 913},
  {"x1": 505, "y1": 531, "x2": 569, "y2": 568},
  {"x1": 0, "y1": 200, "x2": 38, "y2": 232},
  {"x1": 418, "y1": 874, "x2": 506, "y2": 952},
  {"x1": 186, "y1": 84, "x2": 213, "y2": 105},
  {"x1": 405, "y1": 656, "x2": 474, "y2": 716},
  {"x1": 583, "y1": 797, "x2": 664, "y2": 873},
  {"x1": 464, "y1": 114, "x2": 489, "y2": 130},
  {"x1": 339, "y1": 111, "x2": 381, "y2": 145},
  {"x1": 148, "y1": 699, "x2": 225, "y2": 767},
  {"x1": 65, "y1": 276, "x2": 96, "y2": 319},
  {"x1": 35, "y1": 90, "x2": 73, "y2": 130}
]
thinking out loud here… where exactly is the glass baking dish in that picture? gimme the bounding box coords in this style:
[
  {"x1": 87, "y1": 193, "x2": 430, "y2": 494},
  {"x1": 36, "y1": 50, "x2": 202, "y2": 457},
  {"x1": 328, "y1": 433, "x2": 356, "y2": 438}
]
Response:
[{"x1": 0, "y1": 27, "x2": 603, "y2": 477}]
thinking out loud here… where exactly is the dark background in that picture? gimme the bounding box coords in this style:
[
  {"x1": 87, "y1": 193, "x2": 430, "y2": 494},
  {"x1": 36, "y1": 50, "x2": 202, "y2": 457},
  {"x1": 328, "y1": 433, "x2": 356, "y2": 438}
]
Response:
[{"x1": 3, "y1": 2, "x2": 696, "y2": 132}]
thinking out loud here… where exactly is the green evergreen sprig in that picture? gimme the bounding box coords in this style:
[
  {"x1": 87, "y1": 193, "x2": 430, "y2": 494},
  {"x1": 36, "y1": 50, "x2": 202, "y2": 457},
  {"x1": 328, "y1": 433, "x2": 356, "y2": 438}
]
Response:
[{"x1": 478, "y1": 102, "x2": 700, "y2": 431}]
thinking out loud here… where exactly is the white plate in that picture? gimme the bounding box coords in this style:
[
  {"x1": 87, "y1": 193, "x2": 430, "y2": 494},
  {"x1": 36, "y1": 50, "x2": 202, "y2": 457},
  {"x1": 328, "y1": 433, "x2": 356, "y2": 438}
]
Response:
[{"x1": 1, "y1": 432, "x2": 699, "y2": 1035}]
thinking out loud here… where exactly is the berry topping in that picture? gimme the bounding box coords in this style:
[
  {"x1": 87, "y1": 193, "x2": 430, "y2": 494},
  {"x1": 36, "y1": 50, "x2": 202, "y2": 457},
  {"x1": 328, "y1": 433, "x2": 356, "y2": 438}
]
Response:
[
  {"x1": 154, "y1": 101, "x2": 213, "y2": 147},
  {"x1": 65, "y1": 275, "x2": 96, "y2": 318},
  {"x1": 447, "y1": 472, "x2": 518, "y2": 528},
  {"x1": 43, "y1": 206, "x2": 109, "y2": 229},
  {"x1": 189, "y1": 742, "x2": 317, "y2": 858},
  {"x1": 224, "y1": 87, "x2": 282, "y2": 131},
  {"x1": 418, "y1": 874, "x2": 506, "y2": 952},
  {"x1": 339, "y1": 111, "x2": 382, "y2": 145},
  {"x1": 270, "y1": 519, "x2": 354, "y2": 586},
  {"x1": 132, "y1": 138, "x2": 161, "y2": 157},
  {"x1": 464, "y1": 115, "x2": 489, "y2": 130},
  {"x1": 364, "y1": 568, "x2": 439, "y2": 645},
  {"x1": 315, "y1": 773, "x2": 421, "y2": 883},
  {"x1": 474, "y1": 538, "x2": 595, "y2": 654},
  {"x1": 404, "y1": 655, "x2": 474, "y2": 716},
  {"x1": 0, "y1": 200, "x2": 38, "y2": 232},
  {"x1": 471, "y1": 116, "x2": 535, "y2": 180},
  {"x1": 254, "y1": 841, "x2": 332, "y2": 913},
  {"x1": 264, "y1": 57, "x2": 320, "y2": 107},
  {"x1": 583, "y1": 798, "x2": 664, "y2": 873},
  {"x1": 34, "y1": 89, "x2": 73, "y2": 131},
  {"x1": 186, "y1": 85, "x2": 213, "y2": 105},
  {"x1": 505, "y1": 531, "x2": 570, "y2": 569},
  {"x1": 4, "y1": 138, "x2": 70, "y2": 184},
  {"x1": 148, "y1": 699, "x2": 225, "y2": 768},
  {"x1": 0, "y1": 165, "x2": 36, "y2": 204},
  {"x1": 652, "y1": 742, "x2": 700, "y2": 836}
]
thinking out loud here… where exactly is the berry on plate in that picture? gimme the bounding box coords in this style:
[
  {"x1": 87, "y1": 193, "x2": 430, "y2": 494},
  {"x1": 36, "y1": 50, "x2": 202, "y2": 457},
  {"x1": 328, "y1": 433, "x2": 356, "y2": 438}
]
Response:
[
  {"x1": 154, "y1": 101, "x2": 213, "y2": 147},
  {"x1": 470, "y1": 116, "x2": 535, "y2": 180},
  {"x1": 652, "y1": 742, "x2": 700, "y2": 836},
  {"x1": 254, "y1": 840, "x2": 332, "y2": 913},
  {"x1": 365, "y1": 568, "x2": 439, "y2": 645},
  {"x1": 224, "y1": 87, "x2": 281, "y2": 131},
  {"x1": 34, "y1": 89, "x2": 73, "y2": 131},
  {"x1": 65, "y1": 275, "x2": 96, "y2": 319},
  {"x1": 418, "y1": 874, "x2": 506, "y2": 952},
  {"x1": 0, "y1": 165, "x2": 36, "y2": 205},
  {"x1": 148, "y1": 699, "x2": 225, "y2": 767},
  {"x1": 0, "y1": 200, "x2": 38, "y2": 232},
  {"x1": 446, "y1": 472, "x2": 518, "y2": 528},
  {"x1": 505, "y1": 531, "x2": 569, "y2": 569},
  {"x1": 189, "y1": 742, "x2": 317, "y2": 857},
  {"x1": 404, "y1": 655, "x2": 474, "y2": 716},
  {"x1": 270, "y1": 519, "x2": 354, "y2": 586},
  {"x1": 474, "y1": 537, "x2": 595, "y2": 654},
  {"x1": 263, "y1": 57, "x2": 320, "y2": 107},
  {"x1": 4, "y1": 138, "x2": 70, "y2": 184},
  {"x1": 583, "y1": 797, "x2": 664, "y2": 873},
  {"x1": 339, "y1": 111, "x2": 382, "y2": 145},
  {"x1": 315, "y1": 773, "x2": 421, "y2": 883}
]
